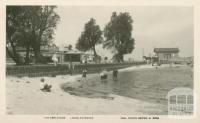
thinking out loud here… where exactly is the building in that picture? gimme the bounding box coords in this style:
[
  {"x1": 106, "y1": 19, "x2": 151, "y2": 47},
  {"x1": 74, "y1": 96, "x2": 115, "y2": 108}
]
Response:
[
  {"x1": 154, "y1": 48, "x2": 179, "y2": 64},
  {"x1": 6, "y1": 43, "x2": 98, "y2": 64},
  {"x1": 40, "y1": 44, "x2": 61, "y2": 62},
  {"x1": 81, "y1": 53, "x2": 95, "y2": 63},
  {"x1": 170, "y1": 57, "x2": 193, "y2": 65},
  {"x1": 143, "y1": 55, "x2": 159, "y2": 65},
  {"x1": 166, "y1": 87, "x2": 193, "y2": 115},
  {"x1": 6, "y1": 44, "x2": 60, "y2": 64},
  {"x1": 58, "y1": 46, "x2": 84, "y2": 63},
  {"x1": 63, "y1": 50, "x2": 83, "y2": 63}
]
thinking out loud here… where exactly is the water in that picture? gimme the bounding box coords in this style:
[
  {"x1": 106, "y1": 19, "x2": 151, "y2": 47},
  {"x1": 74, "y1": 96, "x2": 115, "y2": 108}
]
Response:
[{"x1": 61, "y1": 66, "x2": 193, "y2": 104}]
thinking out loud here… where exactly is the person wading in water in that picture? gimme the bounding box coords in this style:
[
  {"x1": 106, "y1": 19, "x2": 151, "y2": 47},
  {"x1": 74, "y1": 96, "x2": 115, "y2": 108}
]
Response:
[
  {"x1": 80, "y1": 68, "x2": 87, "y2": 88},
  {"x1": 113, "y1": 67, "x2": 118, "y2": 81}
]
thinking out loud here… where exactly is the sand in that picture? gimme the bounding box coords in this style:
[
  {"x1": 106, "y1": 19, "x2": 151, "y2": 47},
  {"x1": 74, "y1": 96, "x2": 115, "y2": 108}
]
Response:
[{"x1": 6, "y1": 65, "x2": 167, "y2": 115}]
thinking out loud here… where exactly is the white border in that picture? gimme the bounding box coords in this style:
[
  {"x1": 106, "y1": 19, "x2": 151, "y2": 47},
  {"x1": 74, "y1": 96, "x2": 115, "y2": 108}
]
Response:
[{"x1": 1, "y1": 0, "x2": 200, "y2": 123}]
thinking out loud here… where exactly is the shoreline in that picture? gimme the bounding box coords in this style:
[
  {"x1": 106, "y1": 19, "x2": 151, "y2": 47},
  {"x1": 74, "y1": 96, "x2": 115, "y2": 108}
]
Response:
[{"x1": 6, "y1": 64, "x2": 183, "y2": 115}]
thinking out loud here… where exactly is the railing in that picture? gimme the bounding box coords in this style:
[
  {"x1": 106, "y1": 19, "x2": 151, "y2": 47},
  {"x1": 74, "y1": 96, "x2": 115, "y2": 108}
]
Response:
[{"x1": 6, "y1": 62, "x2": 145, "y2": 77}]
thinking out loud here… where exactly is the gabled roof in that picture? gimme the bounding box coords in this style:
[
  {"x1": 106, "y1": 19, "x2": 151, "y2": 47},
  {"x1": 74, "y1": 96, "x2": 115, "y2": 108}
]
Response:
[
  {"x1": 64, "y1": 50, "x2": 84, "y2": 55},
  {"x1": 154, "y1": 48, "x2": 179, "y2": 53}
]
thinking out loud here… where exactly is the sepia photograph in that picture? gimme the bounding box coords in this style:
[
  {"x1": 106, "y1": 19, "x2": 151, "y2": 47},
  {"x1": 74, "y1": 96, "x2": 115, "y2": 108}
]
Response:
[{"x1": 5, "y1": 5, "x2": 194, "y2": 116}]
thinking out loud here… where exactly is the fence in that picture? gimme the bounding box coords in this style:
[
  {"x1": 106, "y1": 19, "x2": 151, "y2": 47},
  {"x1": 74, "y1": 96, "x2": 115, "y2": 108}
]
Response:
[{"x1": 6, "y1": 62, "x2": 145, "y2": 77}]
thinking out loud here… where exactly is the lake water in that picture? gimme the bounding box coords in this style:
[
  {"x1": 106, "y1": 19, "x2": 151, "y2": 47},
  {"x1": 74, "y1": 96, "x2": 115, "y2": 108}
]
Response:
[{"x1": 61, "y1": 66, "x2": 193, "y2": 105}]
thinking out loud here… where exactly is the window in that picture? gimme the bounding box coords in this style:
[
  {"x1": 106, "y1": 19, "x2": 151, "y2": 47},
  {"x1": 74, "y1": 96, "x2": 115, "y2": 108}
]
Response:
[
  {"x1": 170, "y1": 95, "x2": 176, "y2": 104},
  {"x1": 164, "y1": 54, "x2": 172, "y2": 60},
  {"x1": 187, "y1": 95, "x2": 193, "y2": 104},
  {"x1": 177, "y1": 95, "x2": 186, "y2": 104}
]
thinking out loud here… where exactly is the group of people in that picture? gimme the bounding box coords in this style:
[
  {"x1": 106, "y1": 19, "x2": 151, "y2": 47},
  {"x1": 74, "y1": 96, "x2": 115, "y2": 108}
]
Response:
[
  {"x1": 80, "y1": 67, "x2": 119, "y2": 87},
  {"x1": 39, "y1": 67, "x2": 119, "y2": 91},
  {"x1": 40, "y1": 53, "x2": 119, "y2": 91},
  {"x1": 100, "y1": 68, "x2": 118, "y2": 82}
]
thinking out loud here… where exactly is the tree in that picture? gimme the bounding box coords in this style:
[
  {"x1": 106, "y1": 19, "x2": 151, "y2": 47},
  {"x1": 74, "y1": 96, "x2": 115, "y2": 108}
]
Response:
[
  {"x1": 6, "y1": 6, "x2": 60, "y2": 65},
  {"x1": 29, "y1": 6, "x2": 60, "y2": 63},
  {"x1": 103, "y1": 12, "x2": 135, "y2": 62},
  {"x1": 6, "y1": 6, "x2": 29, "y2": 65},
  {"x1": 68, "y1": 44, "x2": 72, "y2": 50},
  {"x1": 76, "y1": 18, "x2": 102, "y2": 62}
]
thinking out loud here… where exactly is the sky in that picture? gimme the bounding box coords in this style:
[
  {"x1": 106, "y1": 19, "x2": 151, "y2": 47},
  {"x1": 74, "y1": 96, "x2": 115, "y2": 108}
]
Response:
[{"x1": 54, "y1": 6, "x2": 193, "y2": 60}]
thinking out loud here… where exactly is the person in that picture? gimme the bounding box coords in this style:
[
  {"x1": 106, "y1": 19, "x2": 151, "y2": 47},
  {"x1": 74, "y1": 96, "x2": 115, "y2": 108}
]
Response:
[
  {"x1": 113, "y1": 68, "x2": 118, "y2": 81},
  {"x1": 52, "y1": 53, "x2": 58, "y2": 66},
  {"x1": 40, "y1": 78, "x2": 52, "y2": 92},
  {"x1": 80, "y1": 68, "x2": 87, "y2": 88},
  {"x1": 100, "y1": 69, "x2": 108, "y2": 83}
]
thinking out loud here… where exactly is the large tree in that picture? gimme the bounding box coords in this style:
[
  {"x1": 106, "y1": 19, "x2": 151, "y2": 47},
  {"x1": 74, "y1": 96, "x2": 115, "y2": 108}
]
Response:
[
  {"x1": 103, "y1": 12, "x2": 135, "y2": 62},
  {"x1": 6, "y1": 6, "x2": 60, "y2": 65},
  {"x1": 6, "y1": 6, "x2": 30, "y2": 65},
  {"x1": 76, "y1": 18, "x2": 103, "y2": 62},
  {"x1": 31, "y1": 6, "x2": 60, "y2": 63}
]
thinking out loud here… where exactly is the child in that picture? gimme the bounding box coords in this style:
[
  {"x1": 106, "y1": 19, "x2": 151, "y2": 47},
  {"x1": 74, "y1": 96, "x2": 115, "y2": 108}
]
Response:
[
  {"x1": 113, "y1": 68, "x2": 118, "y2": 81},
  {"x1": 40, "y1": 78, "x2": 52, "y2": 92},
  {"x1": 100, "y1": 69, "x2": 108, "y2": 83}
]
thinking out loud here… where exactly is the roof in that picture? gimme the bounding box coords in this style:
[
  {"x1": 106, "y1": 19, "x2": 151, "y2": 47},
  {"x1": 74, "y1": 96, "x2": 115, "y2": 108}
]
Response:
[
  {"x1": 166, "y1": 87, "x2": 193, "y2": 98},
  {"x1": 16, "y1": 45, "x2": 59, "y2": 52},
  {"x1": 154, "y1": 48, "x2": 179, "y2": 53},
  {"x1": 82, "y1": 53, "x2": 94, "y2": 56},
  {"x1": 64, "y1": 50, "x2": 83, "y2": 55}
]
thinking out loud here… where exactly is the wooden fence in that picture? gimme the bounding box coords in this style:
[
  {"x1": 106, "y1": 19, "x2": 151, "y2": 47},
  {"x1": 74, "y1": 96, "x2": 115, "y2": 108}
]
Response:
[{"x1": 6, "y1": 62, "x2": 145, "y2": 77}]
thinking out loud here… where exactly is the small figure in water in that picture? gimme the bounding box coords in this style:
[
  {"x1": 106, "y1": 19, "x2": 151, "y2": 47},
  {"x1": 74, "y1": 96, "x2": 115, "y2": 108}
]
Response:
[
  {"x1": 40, "y1": 78, "x2": 52, "y2": 92},
  {"x1": 80, "y1": 68, "x2": 87, "y2": 88},
  {"x1": 113, "y1": 67, "x2": 118, "y2": 81},
  {"x1": 100, "y1": 69, "x2": 108, "y2": 83}
]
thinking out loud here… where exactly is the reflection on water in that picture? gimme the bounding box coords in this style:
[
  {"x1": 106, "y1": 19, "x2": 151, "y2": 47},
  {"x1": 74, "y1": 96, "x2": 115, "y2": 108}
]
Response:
[{"x1": 61, "y1": 66, "x2": 193, "y2": 104}]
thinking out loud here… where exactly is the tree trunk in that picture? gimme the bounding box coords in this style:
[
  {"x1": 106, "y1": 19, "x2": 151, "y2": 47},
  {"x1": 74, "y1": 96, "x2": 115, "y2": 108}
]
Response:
[
  {"x1": 24, "y1": 44, "x2": 30, "y2": 65},
  {"x1": 115, "y1": 53, "x2": 124, "y2": 63},
  {"x1": 33, "y1": 27, "x2": 48, "y2": 64},
  {"x1": 93, "y1": 46, "x2": 97, "y2": 63},
  {"x1": 119, "y1": 53, "x2": 124, "y2": 62},
  {"x1": 6, "y1": 46, "x2": 24, "y2": 66},
  {"x1": 34, "y1": 48, "x2": 44, "y2": 64},
  {"x1": 6, "y1": 47, "x2": 18, "y2": 64},
  {"x1": 6, "y1": 35, "x2": 25, "y2": 65},
  {"x1": 32, "y1": 37, "x2": 46, "y2": 64}
]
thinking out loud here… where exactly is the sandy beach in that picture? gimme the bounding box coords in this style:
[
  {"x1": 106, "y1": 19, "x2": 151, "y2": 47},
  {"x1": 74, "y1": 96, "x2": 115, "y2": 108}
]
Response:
[{"x1": 6, "y1": 64, "x2": 192, "y2": 115}]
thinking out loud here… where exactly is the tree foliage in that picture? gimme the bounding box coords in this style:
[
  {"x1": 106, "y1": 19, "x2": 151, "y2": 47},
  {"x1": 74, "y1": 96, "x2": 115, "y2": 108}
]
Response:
[
  {"x1": 76, "y1": 18, "x2": 102, "y2": 62},
  {"x1": 6, "y1": 6, "x2": 27, "y2": 65},
  {"x1": 6, "y1": 6, "x2": 60, "y2": 65},
  {"x1": 104, "y1": 12, "x2": 135, "y2": 62}
]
